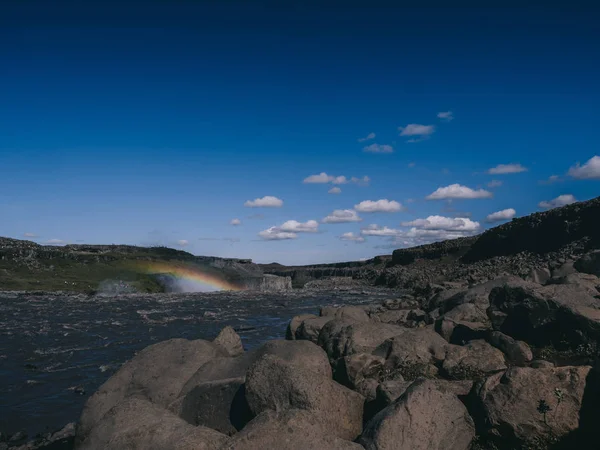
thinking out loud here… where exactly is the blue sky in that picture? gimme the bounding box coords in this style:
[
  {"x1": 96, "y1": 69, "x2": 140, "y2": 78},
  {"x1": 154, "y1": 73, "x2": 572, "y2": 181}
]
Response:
[{"x1": 1, "y1": 3, "x2": 599, "y2": 265}]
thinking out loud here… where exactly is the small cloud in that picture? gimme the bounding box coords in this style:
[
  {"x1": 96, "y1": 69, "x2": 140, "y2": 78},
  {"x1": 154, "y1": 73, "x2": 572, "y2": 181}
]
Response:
[
  {"x1": 45, "y1": 239, "x2": 65, "y2": 245},
  {"x1": 426, "y1": 184, "x2": 493, "y2": 200},
  {"x1": 567, "y1": 155, "x2": 600, "y2": 179},
  {"x1": 279, "y1": 220, "x2": 319, "y2": 233},
  {"x1": 437, "y1": 111, "x2": 454, "y2": 122},
  {"x1": 363, "y1": 143, "x2": 394, "y2": 153},
  {"x1": 538, "y1": 194, "x2": 577, "y2": 210},
  {"x1": 487, "y1": 163, "x2": 528, "y2": 174},
  {"x1": 539, "y1": 175, "x2": 561, "y2": 185},
  {"x1": 23, "y1": 232, "x2": 37, "y2": 238},
  {"x1": 401, "y1": 215, "x2": 480, "y2": 232},
  {"x1": 354, "y1": 199, "x2": 404, "y2": 213},
  {"x1": 303, "y1": 173, "x2": 369, "y2": 185},
  {"x1": 340, "y1": 232, "x2": 365, "y2": 243},
  {"x1": 350, "y1": 176, "x2": 370, "y2": 186},
  {"x1": 399, "y1": 124, "x2": 436, "y2": 137},
  {"x1": 244, "y1": 196, "x2": 283, "y2": 208},
  {"x1": 406, "y1": 198, "x2": 415, "y2": 203},
  {"x1": 247, "y1": 213, "x2": 265, "y2": 220},
  {"x1": 358, "y1": 132, "x2": 376, "y2": 142},
  {"x1": 408, "y1": 162, "x2": 416, "y2": 168},
  {"x1": 328, "y1": 187, "x2": 342, "y2": 194},
  {"x1": 177, "y1": 239, "x2": 189, "y2": 247},
  {"x1": 487, "y1": 180, "x2": 503, "y2": 188},
  {"x1": 485, "y1": 208, "x2": 516, "y2": 223},
  {"x1": 230, "y1": 218, "x2": 241, "y2": 226},
  {"x1": 258, "y1": 227, "x2": 297, "y2": 240},
  {"x1": 360, "y1": 224, "x2": 401, "y2": 236},
  {"x1": 322, "y1": 209, "x2": 362, "y2": 224}
]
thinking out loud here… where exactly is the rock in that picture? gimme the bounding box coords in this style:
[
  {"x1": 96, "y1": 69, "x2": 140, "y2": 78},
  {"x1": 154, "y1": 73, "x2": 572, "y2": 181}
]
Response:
[
  {"x1": 552, "y1": 260, "x2": 577, "y2": 278},
  {"x1": 443, "y1": 303, "x2": 489, "y2": 323},
  {"x1": 549, "y1": 272, "x2": 600, "y2": 297},
  {"x1": 442, "y1": 340, "x2": 507, "y2": 380},
  {"x1": 530, "y1": 359, "x2": 555, "y2": 368},
  {"x1": 286, "y1": 314, "x2": 317, "y2": 340},
  {"x1": 374, "y1": 328, "x2": 448, "y2": 380},
  {"x1": 78, "y1": 397, "x2": 229, "y2": 450},
  {"x1": 487, "y1": 331, "x2": 532, "y2": 365},
  {"x1": 371, "y1": 309, "x2": 427, "y2": 327},
  {"x1": 435, "y1": 318, "x2": 488, "y2": 344},
  {"x1": 474, "y1": 366, "x2": 593, "y2": 445},
  {"x1": 320, "y1": 305, "x2": 370, "y2": 322},
  {"x1": 360, "y1": 379, "x2": 475, "y2": 450},
  {"x1": 222, "y1": 409, "x2": 363, "y2": 450},
  {"x1": 295, "y1": 316, "x2": 333, "y2": 343},
  {"x1": 318, "y1": 321, "x2": 404, "y2": 361},
  {"x1": 526, "y1": 267, "x2": 552, "y2": 284},
  {"x1": 242, "y1": 274, "x2": 292, "y2": 291},
  {"x1": 9, "y1": 431, "x2": 27, "y2": 442},
  {"x1": 245, "y1": 354, "x2": 364, "y2": 441},
  {"x1": 575, "y1": 250, "x2": 600, "y2": 277},
  {"x1": 424, "y1": 288, "x2": 466, "y2": 312},
  {"x1": 376, "y1": 378, "x2": 473, "y2": 408},
  {"x1": 336, "y1": 353, "x2": 386, "y2": 389},
  {"x1": 76, "y1": 338, "x2": 224, "y2": 444},
  {"x1": 488, "y1": 283, "x2": 600, "y2": 347},
  {"x1": 213, "y1": 326, "x2": 244, "y2": 357}
]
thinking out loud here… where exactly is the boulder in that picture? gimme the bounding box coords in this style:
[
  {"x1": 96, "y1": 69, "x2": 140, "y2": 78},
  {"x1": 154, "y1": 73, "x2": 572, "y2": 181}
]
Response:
[
  {"x1": 526, "y1": 267, "x2": 552, "y2": 285},
  {"x1": 245, "y1": 354, "x2": 364, "y2": 441},
  {"x1": 336, "y1": 353, "x2": 386, "y2": 389},
  {"x1": 76, "y1": 338, "x2": 224, "y2": 444},
  {"x1": 574, "y1": 250, "x2": 600, "y2": 277},
  {"x1": 286, "y1": 314, "x2": 317, "y2": 340},
  {"x1": 371, "y1": 309, "x2": 427, "y2": 327},
  {"x1": 222, "y1": 409, "x2": 363, "y2": 450},
  {"x1": 487, "y1": 331, "x2": 532, "y2": 365},
  {"x1": 549, "y1": 272, "x2": 600, "y2": 297},
  {"x1": 443, "y1": 303, "x2": 489, "y2": 323},
  {"x1": 435, "y1": 318, "x2": 488, "y2": 344},
  {"x1": 376, "y1": 378, "x2": 473, "y2": 408},
  {"x1": 360, "y1": 379, "x2": 475, "y2": 450},
  {"x1": 442, "y1": 340, "x2": 507, "y2": 380},
  {"x1": 78, "y1": 397, "x2": 229, "y2": 450},
  {"x1": 318, "y1": 321, "x2": 404, "y2": 361},
  {"x1": 320, "y1": 305, "x2": 370, "y2": 322},
  {"x1": 424, "y1": 288, "x2": 466, "y2": 312},
  {"x1": 295, "y1": 316, "x2": 333, "y2": 343},
  {"x1": 474, "y1": 366, "x2": 593, "y2": 445},
  {"x1": 552, "y1": 260, "x2": 577, "y2": 278},
  {"x1": 213, "y1": 326, "x2": 244, "y2": 357},
  {"x1": 374, "y1": 328, "x2": 448, "y2": 380}
]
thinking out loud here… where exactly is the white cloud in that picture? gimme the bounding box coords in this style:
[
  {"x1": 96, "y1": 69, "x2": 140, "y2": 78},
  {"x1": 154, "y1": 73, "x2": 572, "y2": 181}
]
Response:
[
  {"x1": 258, "y1": 227, "x2": 297, "y2": 240},
  {"x1": 279, "y1": 220, "x2": 319, "y2": 233},
  {"x1": 177, "y1": 239, "x2": 189, "y2": 246},
  {"x1": 328, "y1": 187, "x2": 342, "y2": 194},
  {"x1": 426, "y1": 184, "x2": 493, "y2": 200},
  {"x1": 361, "y1": 224, "x2": 401, "y2": 236},
  {"x1": 567, "y1": 155, "x2": 600, "y2": 179},
  {"x1": 322, "y1": 209, "x2": 363, "y2": 224},
  {"x1": 538, "y1": 194, "x2": 577, "y2": 210},
  {"x1": 340, "y1": 232, "x2": 365, "y2": 243},
  {"x1": 303, "y1": 172, "x2": 369, "y2": 185},
  {"x1": 244, "y1": 196, "x2": 284, "y2": 208},
  {"x1": 487, "y1": 180, "x2": 503, "y2": 188},
  {"x1": 437, "y1": 111, "x2": 454, "y2": 121},
  {"x1": 23, "y1": 232, "x2": 37, "y2": 238},
  {"x1": 358, "y1": 132, "x2": 376, "y2": 142},
  {"x1": 45, "y1": 239, "x2": 65, "y2": 245},
  {"x1": 354, "y1": 199, "x2": 404, "y2": 213},
  {"x1": 398, "y1": 124, "x2": 435, "y2": 137},
  {"x1": 363, "y1": 143, "x2": 394, "y2": 153},
  {"x1": 487, "y1": 163, "x2": 528, "y2": 174},
  {"x1": 230, "y1": 218, "x2": 241, "y2": 226},
  {"x1": 401, "y1": 215, "x2": 480, "y2": 231},
  {"x1": 486, "y1": 208, "x2": 516, "y2": 223}
]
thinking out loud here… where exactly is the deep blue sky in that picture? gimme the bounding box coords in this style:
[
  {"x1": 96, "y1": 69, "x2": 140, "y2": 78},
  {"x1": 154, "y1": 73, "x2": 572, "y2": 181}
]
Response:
[{"x1": 1, "y1": 2, "x2": 599, "y2": 264}]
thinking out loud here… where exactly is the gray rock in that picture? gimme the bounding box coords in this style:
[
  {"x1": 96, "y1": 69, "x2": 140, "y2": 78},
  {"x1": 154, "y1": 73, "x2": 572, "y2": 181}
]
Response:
[
  {"x1": 526, "y1": 267, "x2": 552, "y2": 285},
  {"x1": 530, "y1": 359, "x2": 555, "y2": 368},
  {"x1": 574, "y1": 250, "x2": 600, "y2": 277},
  {"x1": 286, "y1": 314, "x2": 317, "y2": 340},
  {"x1": 549, "y1": 272, "x2": 600, "y2": 297},
  {"x1": 336, "y1": 353, "x2": 385, "y2": 389},
  {"x1": 370, "y1": 309, "x2": 427, "y2": 326},
  {"x1": 76, "y1": 338, "x2": 224, "y2": 444},
  {"x1": 360, "y1": 379, "x2": 475, "y2": 450},
  {"x1": 295, "y1": 316, "x2": 333, "y2": 343},
  {"x1": 376, "y1": 378, "x2": 473, "y2": 408},
  {"x1": 221, "y1": 409, "x2": 363, "y2": 450},
  {"x1": 487, "y1": 331, "x2": 532, "y2": 365},
  {"x1": 245, "y1": 354, "x2": 364, "y2": 441},
  {"x1": 320, "y1": 305, "x2": 370, "y2": 322},
  {"x1": 78, "y1": 397, "x2": 229, "y2": 450},
  {"x1": 435, "y1": 317, "x2": 488, "y2": 344},
  {"x1": 213, "y1": 326, "x2": 244, "y2": 357},
  {"x1": 442, "y1": 340, "x2": 507, "y2": 380}
]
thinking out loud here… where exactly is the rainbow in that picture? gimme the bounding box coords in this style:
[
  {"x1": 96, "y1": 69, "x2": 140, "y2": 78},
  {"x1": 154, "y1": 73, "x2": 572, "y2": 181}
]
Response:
[{"x1": 131, "y1": 260, "x2": 243, "y2": 292}]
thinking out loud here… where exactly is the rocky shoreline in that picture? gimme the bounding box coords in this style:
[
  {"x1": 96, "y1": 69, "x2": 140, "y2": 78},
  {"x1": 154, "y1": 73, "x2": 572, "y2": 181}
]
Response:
[{"x1": 62, "y1": 248, "x2": 600, "y2": 449}]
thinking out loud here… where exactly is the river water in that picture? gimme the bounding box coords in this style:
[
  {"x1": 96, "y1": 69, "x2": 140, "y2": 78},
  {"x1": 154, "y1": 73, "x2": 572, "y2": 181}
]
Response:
[{"x1": 0, "y1": 289, "x2": 393, "y2": 439}]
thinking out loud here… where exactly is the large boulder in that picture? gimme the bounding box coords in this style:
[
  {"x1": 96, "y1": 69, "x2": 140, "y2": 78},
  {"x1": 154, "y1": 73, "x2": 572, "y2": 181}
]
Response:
[
  {"x1": 245, "y1": 354, "x2": 364, "y2": 441},
  {"x1": 222, "y1": 409, "x2": 363, "y2": 450},
  {"x1": 442, "y1": 340, "x2": 507, "y2": 380},
  {"x1": 295, "y1": 316, "x2": 333, "y2": 343},
  {"x1": 373, "y1": 328, "x2": 448, "y2": 380},
  {"x1": 286, "y1": 314, "x2": 317, "y2": 340},
  {"x1": 376, "y1": 378, "x2": 473, "y2": 408},
  {"x1": 336, "y1": 353, "x2": 386, "y2": 390},
  {"x1": 213, "y1": 326, "x2": 244, "y2": 357},
  {"x1": 575, "y1": 250, "x2": 600, "y2": 277},
  {"x1": 78, "y1": 397, "x2": 229, "y2": 450},
  {"x1": 76, "y1": 338, "x2": 224, "y2": 444},
  {"x1": 360, "y1": 380, "x2": 475, "y2": 450},
  {"x1": 320, "y1": 305, "x2": 370, "y2": 322},
  {"x1": 370, "y1": 309, "x2": 427, "y2": 327},
  {"x1": 486, "y1": 331, "x2": 533, "y2": 365},
  {"x1": 549, "y1": 272, "x2": 600, "y2": 297},
  {"x1": 474, "y1": 366, "x2": 593, "y2": 445},
  {"x1": 488, "y1": 283, "x2": 600, "y2": 347}
]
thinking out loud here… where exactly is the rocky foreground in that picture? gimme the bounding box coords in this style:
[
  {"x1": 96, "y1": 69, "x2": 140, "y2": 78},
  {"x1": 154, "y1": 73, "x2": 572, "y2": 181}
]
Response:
[{"x1": 62, "y1": 249, "x2": 600, "y2": 450}]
